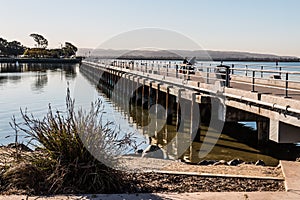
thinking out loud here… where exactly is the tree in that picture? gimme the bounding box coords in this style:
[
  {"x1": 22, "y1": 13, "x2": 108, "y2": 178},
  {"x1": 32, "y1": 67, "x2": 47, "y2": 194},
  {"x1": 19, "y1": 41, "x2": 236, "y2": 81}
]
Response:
[
  {"x1": 49, "y1": 49, "x2": 64, "y2": 58},
  {"x1": 7, "y1": 41, "x2": 26, "y2": 56},
  {"x1": 0, "y1": 38, "x2": 8, "y2": 55},
  {"x1": 29, "y1": 33, "x2": 48, "y2": 48},
  {"x1": 0, "y1": 38, "x2": 25, "y2": 56},
  {"x1": 24, "y1": 48, "x2": 48, "y2": 58},
  {"x1": 62, "y1": 42, "x2": 78, "y2": 57}
]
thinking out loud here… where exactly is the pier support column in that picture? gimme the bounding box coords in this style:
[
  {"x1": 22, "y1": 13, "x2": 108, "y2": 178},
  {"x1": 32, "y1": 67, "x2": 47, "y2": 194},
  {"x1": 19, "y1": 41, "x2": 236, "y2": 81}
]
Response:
[
  {"x1": 190, "y1": 93, "x2": 201, "y2": 162},
  {"x1": 116, "y1": 73, "x2": 121, "y2": 113},
  {"x1": 257, "y1": 121, "x2": 269, "y2": 146},
  {"x1": 165, "y1": 86, "x2": 176, "y2": 155},
  {"x1": 122, "y1": 73, "x2": 128, "y2": 118},
  {"x1": 190, "y1": 93, "x2": 199, "y2": 137},
  {"x1": 111, "y1": 71, "x2": 117, "y2": 103},
  {"x1": 147, "y1": 81, "x2": 156, "y2": 138},
  {"x1": 108, "y1": 69, "x2": 112, "y2": 89},
  {"x1": 142, "y1": 79, "x2": 146, "y2": 108},
  {"x1": 155, "y1": 83, "x2": 164, "y2": 145},
  {"x1": 165, "y1": 86, "x2": 173, "y2": 124},
  {"x1": 131, "y1": 75, "x2": 137, "y2": 105},
  {"x1": 148, "y1": 81, "x2": 155, "y2": 110},
  {"x1": 164, "y1": 86, "x2": 171, "y2": 141},
  {"x1": 164, "y1": 86, "x2": 170, "y2": 144},
  {"x1": 165, "y1": 86, "x2": 173, "y2": 136},
  {"x1": 141, "y1": 80, "x2": 146, "y2": 134},
  {"x1": 135, "y1": 77, "x2": 140, "y2": 105},
  {"x1": 128, "y1": 75, "x2": 134, "y2": 115},
  {"x1": 176, "y1": 89, "x2": 187, "y2": 160}
]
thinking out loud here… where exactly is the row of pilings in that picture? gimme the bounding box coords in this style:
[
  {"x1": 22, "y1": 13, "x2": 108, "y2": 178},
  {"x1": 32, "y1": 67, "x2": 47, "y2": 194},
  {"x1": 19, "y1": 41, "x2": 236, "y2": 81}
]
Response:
[
  {"x1": 80, "y1": 63, "x2": 285, "y2": 164},
  {"x1": 79, "y1": 63, "x2": 218, "y2": 161}
]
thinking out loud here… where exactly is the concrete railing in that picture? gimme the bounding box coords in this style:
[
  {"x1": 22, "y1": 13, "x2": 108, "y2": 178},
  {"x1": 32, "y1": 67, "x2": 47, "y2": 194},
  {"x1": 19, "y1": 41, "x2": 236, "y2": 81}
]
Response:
[{"x1": 83, "y1": 59, "x2": 300, "y2": 99}]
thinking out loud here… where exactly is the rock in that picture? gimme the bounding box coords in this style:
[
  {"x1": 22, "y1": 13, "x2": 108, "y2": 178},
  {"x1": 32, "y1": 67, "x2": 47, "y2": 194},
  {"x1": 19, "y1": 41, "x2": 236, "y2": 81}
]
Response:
[
  {"x1": 141, "y1": 145, "x2": 167, "y2": 159},
  {"x1": 213, "y1": 160, "x2": 228, "y2": 166},
  {"x1": 136, "y1": 149, "x2": 144, "y2": 154},
  {"x1": 228, "y1": 159, "x2": 244, "y2": 166},
  {"x1": 198, "y1": 160, "x2": 217, "y2": 165},
  {"x1": 255, "y1": 160, "x2": 265, "y2": 166}
]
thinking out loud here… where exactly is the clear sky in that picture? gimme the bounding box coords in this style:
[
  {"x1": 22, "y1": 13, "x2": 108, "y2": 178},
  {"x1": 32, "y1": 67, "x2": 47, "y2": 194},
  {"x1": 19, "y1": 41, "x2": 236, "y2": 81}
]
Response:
[{"x1": 1, "y1": 0, "x2": 300, "y2": 56}]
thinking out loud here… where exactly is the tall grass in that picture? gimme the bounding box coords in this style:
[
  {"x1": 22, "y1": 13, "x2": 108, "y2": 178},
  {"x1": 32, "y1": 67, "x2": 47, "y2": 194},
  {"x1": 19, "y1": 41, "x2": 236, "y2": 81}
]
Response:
[{"x1": 5, "y1": 88, "x2": 137, "y2": 194}]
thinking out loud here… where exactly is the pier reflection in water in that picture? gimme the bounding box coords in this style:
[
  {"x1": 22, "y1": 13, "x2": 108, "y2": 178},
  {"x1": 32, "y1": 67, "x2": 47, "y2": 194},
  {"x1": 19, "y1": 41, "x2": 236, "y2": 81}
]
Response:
[{"x1": 80, "y1": 66, "x2": 300, "y2": 166}]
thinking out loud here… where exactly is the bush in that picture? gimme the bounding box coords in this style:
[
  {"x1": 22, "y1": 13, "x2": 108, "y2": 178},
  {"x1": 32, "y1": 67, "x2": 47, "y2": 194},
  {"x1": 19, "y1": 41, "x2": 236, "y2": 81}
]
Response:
[{"x1": 7, "y1": 88, "x2": 137, "y2": 194}]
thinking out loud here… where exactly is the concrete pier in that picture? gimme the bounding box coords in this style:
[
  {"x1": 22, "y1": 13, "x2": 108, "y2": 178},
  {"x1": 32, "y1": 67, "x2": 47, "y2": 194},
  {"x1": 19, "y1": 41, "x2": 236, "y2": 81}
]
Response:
[{"x1": 80, "y1": 61, "x2": 300, "y2": 161}]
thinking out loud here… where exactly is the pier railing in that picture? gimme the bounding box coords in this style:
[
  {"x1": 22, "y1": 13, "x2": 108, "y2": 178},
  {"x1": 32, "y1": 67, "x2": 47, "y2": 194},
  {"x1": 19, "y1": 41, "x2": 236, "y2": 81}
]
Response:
[{"x1": 85, "y1": 59, "x2": 300, "y2": 99}]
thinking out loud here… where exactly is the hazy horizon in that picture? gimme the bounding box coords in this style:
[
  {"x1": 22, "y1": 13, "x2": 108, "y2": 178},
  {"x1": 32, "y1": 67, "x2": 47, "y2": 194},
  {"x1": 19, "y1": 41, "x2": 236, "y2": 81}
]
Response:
[{"x1": 1, "y1": 0, "x2": 300, "y2": 57}]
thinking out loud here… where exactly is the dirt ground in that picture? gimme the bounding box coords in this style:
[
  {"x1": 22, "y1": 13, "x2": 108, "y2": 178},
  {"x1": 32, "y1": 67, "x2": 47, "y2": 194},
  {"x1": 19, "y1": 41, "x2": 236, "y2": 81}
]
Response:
[
  {"x1": 118, "y1": 155, "x2": 283, "y2": 178},
  {"x1": 0, "y1": 148, "x2": 285, "y2": 195},
  {"x1": 1, "y1": 147, "x2": 283, "y2": 178}
]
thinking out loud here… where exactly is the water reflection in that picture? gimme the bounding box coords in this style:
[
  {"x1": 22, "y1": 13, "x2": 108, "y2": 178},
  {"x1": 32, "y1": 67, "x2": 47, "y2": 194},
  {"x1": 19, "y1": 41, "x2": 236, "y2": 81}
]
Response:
[
  {"x1": 32, "y1": 72, "x2": 48, "y2": 92},
  {"x1": 0, "y1": 75, "x2": 22, "y2": 86},
  {"x1": 0, "y1": 63, "x2": 77, "y2": 81},
  {"x1": 0, "y1": 63, "x2": 79, "y2": 144},
  {"x1": 125, "y1": 104, "x2": 300, "y2": 166},
  {"x1": 0, "y1": 76, "x2": 8, "y2": 85},
  {"x1": 8, "y1": 75, "x2": 22, "y2": 83},
  {"x1": 64, "y1": 66, "x2": 77, "y2": 80},
  {"x1": 0, "y1": 63, "x2": 77, "y2": 90}
]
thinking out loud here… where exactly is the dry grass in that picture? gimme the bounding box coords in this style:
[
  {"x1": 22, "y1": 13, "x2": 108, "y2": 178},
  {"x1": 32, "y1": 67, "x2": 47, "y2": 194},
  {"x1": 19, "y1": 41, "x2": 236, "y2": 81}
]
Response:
[{"x1": 0, "y1": 88, "x2": 137, "y2": 195}]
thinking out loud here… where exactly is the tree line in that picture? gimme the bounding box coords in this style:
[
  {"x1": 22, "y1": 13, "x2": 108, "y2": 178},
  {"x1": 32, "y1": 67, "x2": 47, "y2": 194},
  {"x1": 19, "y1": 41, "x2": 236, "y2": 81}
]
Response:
[{"x1": 0, "y1": 33, "x2": 78, "y2": 58}]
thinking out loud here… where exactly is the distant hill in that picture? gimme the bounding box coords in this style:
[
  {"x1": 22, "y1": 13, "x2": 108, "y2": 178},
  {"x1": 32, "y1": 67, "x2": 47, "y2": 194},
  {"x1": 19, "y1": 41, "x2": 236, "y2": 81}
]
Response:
[{"x1": 78, "y1": 48, "x2": 300, "y2": 62}]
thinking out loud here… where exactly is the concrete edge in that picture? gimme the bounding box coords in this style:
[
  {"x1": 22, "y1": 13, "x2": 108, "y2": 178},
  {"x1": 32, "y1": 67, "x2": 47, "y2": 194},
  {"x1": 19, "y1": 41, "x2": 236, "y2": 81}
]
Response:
[
  {"x1": 143, "y1": 169, "x2": 284, "y2": 181},
  {"x1": 280, "y1": 160, "x2": 289, "y2": 192},
  {"x1": 2, "y1": 192, "x2": 300, "y2": 200},
  {"x1": 280, "y1": 160, "x2": 300, "y2": 193}
]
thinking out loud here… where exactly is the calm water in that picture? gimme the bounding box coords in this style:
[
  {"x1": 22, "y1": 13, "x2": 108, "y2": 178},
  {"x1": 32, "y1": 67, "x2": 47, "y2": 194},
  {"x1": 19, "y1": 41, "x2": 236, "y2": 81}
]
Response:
[
  {"x1": 1, "y1": 62, "x2": 299, "y2": 165},
  {"x1": 0, "y1": 63, "x2": 147, "y2": 151}
]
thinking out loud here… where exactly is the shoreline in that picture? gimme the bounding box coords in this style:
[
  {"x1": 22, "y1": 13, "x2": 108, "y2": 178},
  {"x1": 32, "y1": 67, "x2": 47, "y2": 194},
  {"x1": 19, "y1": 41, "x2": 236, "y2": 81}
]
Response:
[
  {"x1": 0, "y1": 58, "x2": 82, "y2": 64},
  {"x1": 0, "y1": 146, "x2": 285, "y2": 178},
  {"x1": 1, "y1": 147, "x2": 299, "y2": 197}
]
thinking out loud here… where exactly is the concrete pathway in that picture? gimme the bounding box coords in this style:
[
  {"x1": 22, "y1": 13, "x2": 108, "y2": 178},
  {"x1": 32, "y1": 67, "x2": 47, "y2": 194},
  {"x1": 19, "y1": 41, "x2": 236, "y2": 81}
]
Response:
[
  {"x1": 281, "y1": 160, "x2": 300, "y2": 192},
  {"x1": 1, "y1": 192, "x2": 300, "y2": 200}
]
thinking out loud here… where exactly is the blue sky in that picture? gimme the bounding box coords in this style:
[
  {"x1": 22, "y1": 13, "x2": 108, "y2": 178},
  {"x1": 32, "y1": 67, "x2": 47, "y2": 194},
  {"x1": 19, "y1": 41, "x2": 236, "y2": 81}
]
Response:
[{"x1": 1, "y1": 0, "x2": 300, "y2": 56}]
